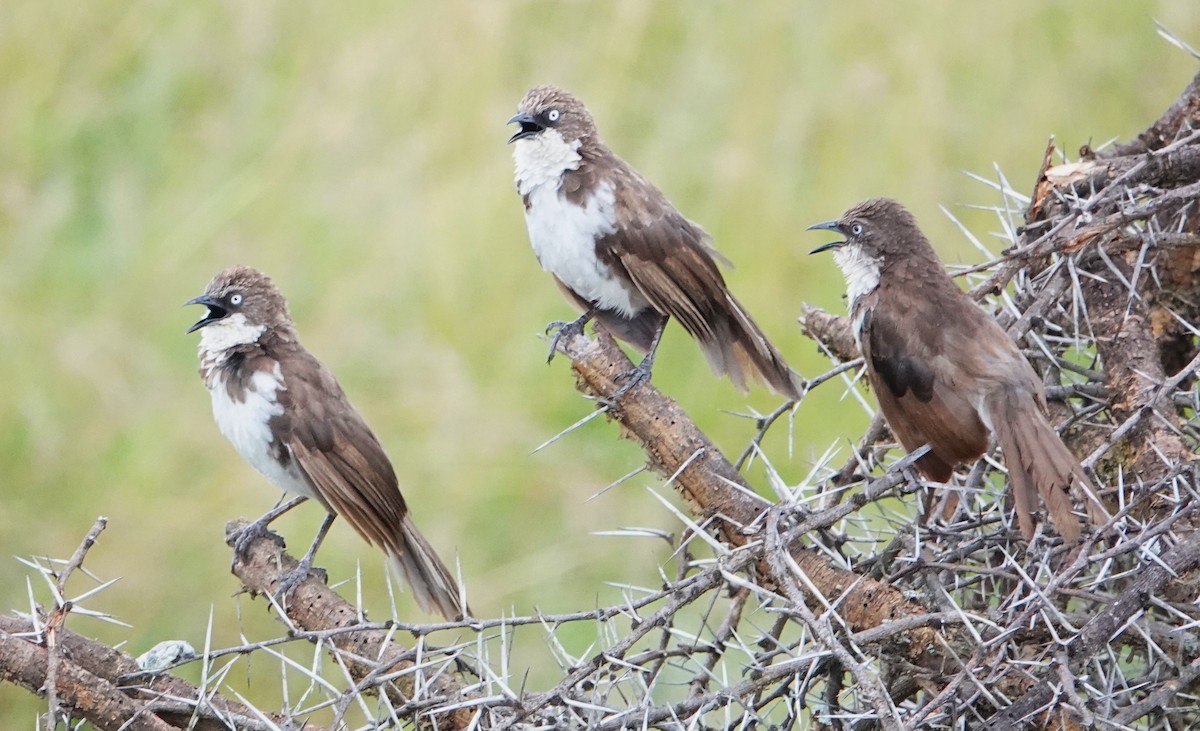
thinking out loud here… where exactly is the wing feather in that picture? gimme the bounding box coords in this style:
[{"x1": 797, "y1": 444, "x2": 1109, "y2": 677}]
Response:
[
  {"x1": 277, "y1": 353, "x2": 407, "y2": 552},
  {"x1": 271, "y1": 349, "x2": 465, "y2": 617},
  {"x1": 860, "y1": 288, "x2": 990, "y2": 479},
  {"x1": 591, "y1": 160, "x2": 799, "y2": 397}
]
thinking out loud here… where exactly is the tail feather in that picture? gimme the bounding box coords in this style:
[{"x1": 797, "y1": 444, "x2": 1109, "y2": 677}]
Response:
[
  {"x1": 986, "y1": 388, "x2": 1102, "y2": 542},
  {"x1": 553, "y1": 273, "x2": 801, "y2": 398},
  {"x1": 387, "y1": 516, "x2": 468, "y2": 620},
  {"x1": 697, "y1": 292, "x2": 803, "y2": 400}
]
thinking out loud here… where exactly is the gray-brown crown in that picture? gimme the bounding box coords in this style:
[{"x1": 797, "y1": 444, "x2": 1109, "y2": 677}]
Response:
[
  {"x1": 188, "y1": 265, "x2": 293, "y2": 333},
  {"x1": 511, "y1": 85, "x2": 598, "y2": 144},
  {"x1": 827, "y1": 197, "x2": 940, "y2": 265}
]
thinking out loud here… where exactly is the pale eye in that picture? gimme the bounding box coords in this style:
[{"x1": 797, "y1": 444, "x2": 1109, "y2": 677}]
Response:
[
  {"x1": 851, "y1": 224, "x2": 864, "y2": 236},
  {"x1": 230, "y1": 293, "x2": 243, "y2": 306},
  {"x1": 547, "y1": 109, "x2": 560, "y2": 123}
]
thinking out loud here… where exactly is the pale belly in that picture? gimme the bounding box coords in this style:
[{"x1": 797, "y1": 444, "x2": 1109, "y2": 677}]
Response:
[
  {"x1": 208, "y1": 364, "x2": 319, "y2": 501},
  {"x1": 523, "y1": 181, "x2": 649, "y2": 317}
]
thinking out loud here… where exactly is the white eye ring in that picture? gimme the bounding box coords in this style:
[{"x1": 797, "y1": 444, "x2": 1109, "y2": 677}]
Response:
[
  {"x1": 547, "y1": 109, "x2": 560, "y2": 122},
  {"x1": 851, "y1": 224, "x2": 864, "y2": 235},
  {"x1": 230, "y1": 293, "x2": 243, "y2": 305}
]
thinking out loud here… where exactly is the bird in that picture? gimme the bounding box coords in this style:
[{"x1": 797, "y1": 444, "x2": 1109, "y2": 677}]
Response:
[
  {"x1": 186, "y1": 266, "x2": 467, "y2": 619},
  {"x1": 507, "y1": 84, "x2": 803, "y2": 400},
  {"x1": 808, "y1": 197, "x2": 1107, "y2": 542}
]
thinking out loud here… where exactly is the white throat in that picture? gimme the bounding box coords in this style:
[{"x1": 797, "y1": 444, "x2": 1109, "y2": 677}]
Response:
[
  {"x1": 513, "y1": 128, "x2": 582, "y2": 195},
  {"x1": 833, "y1": 245, "x2": 881, "y2": 305},
  {"x1": 198, "y1": 312, "x2": 266, "y2": 354}
]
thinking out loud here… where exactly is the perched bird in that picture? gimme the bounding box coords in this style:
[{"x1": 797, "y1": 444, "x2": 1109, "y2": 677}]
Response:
[
  {"x1": 507, "y1": 85, "x2": 803, "y2": 400},
  {"x1": 186, "y1": 266, "x2": 466, "y2": 619},
  {"x1": 808, "y1": 198, "x2": 1106, "y2": 542}
]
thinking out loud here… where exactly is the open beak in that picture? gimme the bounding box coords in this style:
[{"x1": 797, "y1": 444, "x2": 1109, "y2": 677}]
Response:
[
  {"x1": 507, "y1": 112, "x2": 544, "y2": 144},
  {"x1": 184, "y1": 294, "x2": 227, "y2": 333},
  {"x1": 806, "y1": 220, "x2": 846, "y2": 254}
]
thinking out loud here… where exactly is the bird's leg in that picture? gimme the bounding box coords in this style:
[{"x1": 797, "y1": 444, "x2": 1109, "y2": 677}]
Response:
[
  {"x1": 545, "y1": 308, "x2": 595, "y2": 363},
  {"x1": 230, "y1": 495, "x2": 308, "y2": 564},
  {"x1": 919, "y1": 483, "x2": 959, "y2": 526},
  {"x1": 608, "y1": 319, "x2": 666, "y2": 405},
  {"x1": 272, "y1": 512, "x2": 336, "y2": 602}
]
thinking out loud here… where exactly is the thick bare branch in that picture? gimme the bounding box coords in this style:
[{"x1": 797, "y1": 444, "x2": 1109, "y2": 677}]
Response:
[
  {"x1": 556, "y1": 329, "x2": 950, "y2": 672},
  {"x1": 0, "y1": 615, "x2": 313, "y2": 731},
  {"x1": 0, "y1": 628, "x2": 175, "y2": 731},
  {"x1": 224, "y1": 522, "x2": 480, "y2": 730}
]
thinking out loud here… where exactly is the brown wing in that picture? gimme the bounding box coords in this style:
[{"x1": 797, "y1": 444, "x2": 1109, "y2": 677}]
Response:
[
  {"x1": 585, "y1": 156, "x2": 800, "y2": 397},
  {"x1": 274, "y1": 349, "x2": 409, "y2": 553},
  {"x1": 599, "y1": 165, "x2": 728, "y2": 334},
  {"x1": 273, "y1": 345, "x2": 466, "y2": 618},
  {"x1": 859, "y1": 283, "x2": 990, "y2": 481}
]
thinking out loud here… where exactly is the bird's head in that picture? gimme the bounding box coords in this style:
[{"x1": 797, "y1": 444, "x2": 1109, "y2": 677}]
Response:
[
  {"x1": 186, "y1": 266, "x2": 292, "y2": 348},
  {"x1": 507, "y1": 85, "x2": 596, "y2": 146},
  {"x1": 808, "y1": 198, "x2": 927, "y2": 300},
  {"x1": 808, "y1": 197, "x2": 921, "y2": 261}
]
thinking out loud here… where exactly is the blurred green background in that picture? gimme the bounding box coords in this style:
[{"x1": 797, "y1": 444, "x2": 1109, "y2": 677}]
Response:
[{"x1": 2, "y1": 0, "x2": 1197, "y2": 725}]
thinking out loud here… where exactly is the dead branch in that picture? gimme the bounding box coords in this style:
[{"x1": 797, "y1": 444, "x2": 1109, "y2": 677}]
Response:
[
  {"x1": 557, "y1": 329, "x2": 944, "y2": 652},
  {"x1": 0, "y1": 615, "x2": 311, "y2": 731},
  {"x1": 799, "y1": 302, "x2": 857, "y2": 362},
  {"x1": 224, "y1": 521, "x2": 480, "y2": 730},
  {"x1": 4, "y1": 44, "x2": 1199, "y2": 731},
  {"x1": 44, "y1": 516, "x2": 108, "y2": 731},
  {"x1": 1, "y1": 517, "x2": 304, "y2": 731},
  {"x1": 0, "y1": 629, "x2": 175, "y2": 731},
  {"x1": 551, "y1": 328, "x2": 964, "y2": 720},
  {"x1": 982, "y1": 526, "x2": 1200, "y2": 729}
]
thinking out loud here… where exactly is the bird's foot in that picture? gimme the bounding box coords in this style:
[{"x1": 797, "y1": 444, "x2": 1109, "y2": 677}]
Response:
[
  {"x1": 605, "y1": 356, "x2": 654, "y2": 407},
  {"x1": 269, "y1": 555, "x2": 327, "y2": 606},
  {"x1": 227, "y1": 496, "x2": 307, "y2": 568},
  {"x1": 229, "y1": 517, "x2": 280, "y2": 567},
  {"x1": 545, "y1": 314, "x2": 592, "y2": 363}
]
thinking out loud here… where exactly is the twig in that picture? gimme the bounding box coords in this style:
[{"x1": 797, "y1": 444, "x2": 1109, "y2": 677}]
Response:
[
  {"x1": 44, "y1": 516, "x2": 108, "y2": 730},
  {"x1": 765, "y1": 511, "x2": 903, "y2": 731},
  {"x1": 981, "y1": 529, "x2": 1200, "y2": 729}
]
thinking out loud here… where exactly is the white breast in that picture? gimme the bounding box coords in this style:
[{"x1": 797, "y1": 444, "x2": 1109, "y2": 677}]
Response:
[
  {"x1": 524, "y1": 181, "x2": 649, "y2": 316},
  {"x1": 514, "y1": 133, "x2": 647, "y2": 317},
  {"x1": 513, "y1": 128, "x2": 582, "y2": 193},
  {"x1": 833, "y1": 245, "x2": 882, "y2": 353},
  {"x1": 204, "y1": 360, "x2": 319, "y2": 501},
  {"x1": 834, "y1": 244, "x2": 881, "y2": 306}
]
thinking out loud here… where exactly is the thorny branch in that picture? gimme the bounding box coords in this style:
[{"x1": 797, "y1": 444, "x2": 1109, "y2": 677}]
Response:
[
  {"x1": 0, "y1": 521, "x2": 307, "y2": 731},
  {"x1": 3, "y1": 51, "x2": 1200, "y2": 731},
  {"x1": 43, "y1": 516, "x2": 108, "y2": 731}
]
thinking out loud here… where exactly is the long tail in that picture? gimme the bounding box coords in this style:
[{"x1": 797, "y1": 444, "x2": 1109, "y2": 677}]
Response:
[
  {"x1": 986, "y1": 387, "x2": 1107, "y2": 542},
  {"x1": 387, "y1": 515, "x2": 468, "y2": 620},
  {"x1": 696, "y1": 292, "x2": 803, "y2": 400}
]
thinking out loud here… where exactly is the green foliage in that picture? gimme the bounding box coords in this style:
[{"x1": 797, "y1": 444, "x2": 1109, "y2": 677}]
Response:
[{"x1": 1, "y1": 0, "x2": 1197, "y2": 725}]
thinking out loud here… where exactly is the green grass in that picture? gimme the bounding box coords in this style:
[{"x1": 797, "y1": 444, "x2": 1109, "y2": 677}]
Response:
[{"x1": 1, "y1": 1, "x2": 1197, "y2": 725}]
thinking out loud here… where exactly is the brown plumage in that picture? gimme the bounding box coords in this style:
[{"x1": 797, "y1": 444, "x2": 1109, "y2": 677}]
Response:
[
  {"x1": 189, "y1": 266, "x2": 466, "y2": 619},
  {"x1": 811, "y1": 198, "x2": 1107, "y2": 542},
  {"x1": 510, "y1": 85, "x2": 802, "y2": 399}
]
